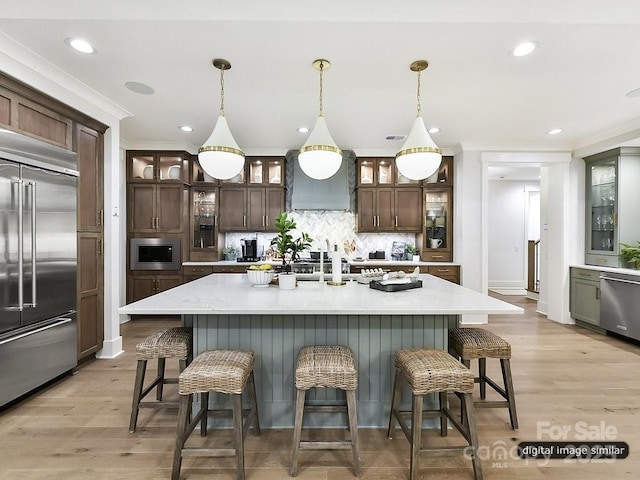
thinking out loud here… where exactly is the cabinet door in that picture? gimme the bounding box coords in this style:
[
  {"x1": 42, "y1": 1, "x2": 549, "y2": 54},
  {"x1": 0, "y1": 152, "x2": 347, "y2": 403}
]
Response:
[
  {"x1": 77, "y1": 234, "x2": 103, "y2": 359},
  {"x1": 428, "y1": 266, "x2": 460, "y2": 284},
  {"x1": 424, "y1": 156, "x2": 453, "y2": 186},
  {"x1": 570, "y1": 277, "x2": 600, "y2": 326},
  {"x1": 422, "y1": 186, "x2": 453, "y2": 261},
  {"x1": 157, "y1": 184, "x2": 184, "y2": 232},
  {"x1": 192, "y1": 188, "x2": 217, "y2": 252},
  {"x1": 376, "y1": 188, "x2": 395, "y2": 230},
  {"x1": 128, "y1": 275, "x2": 156, "y2": 303},
  {"x1": 394, "y1": 188, "x2": 422, "y2": 231},
  {"x1": 77, "y1": 125, "x2": 103, "y2": 232},
  {"x1": 219, "y1": 188, "x2": 247, "y2": 231},
  {"x1": 128, "y1": 184, "x2": 156, "y2": 232},
  {"x1": 357, "y1": 188, "x2": 376, "y2": 231},
  {"x1": 247, "y1": 188, "x2": 266, "y2": 230},
  {"x1": 265, "y1": 187, "x2": 284, "y2": 231},
  {"x1": 156, "y1": 275, "x2": 183, "y2": 293}
]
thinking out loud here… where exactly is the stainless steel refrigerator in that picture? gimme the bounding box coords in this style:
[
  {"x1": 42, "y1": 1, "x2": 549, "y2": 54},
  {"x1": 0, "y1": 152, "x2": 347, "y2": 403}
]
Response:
[{"x1": 0, "y1": 130, "x2": 78, "y2": 407}]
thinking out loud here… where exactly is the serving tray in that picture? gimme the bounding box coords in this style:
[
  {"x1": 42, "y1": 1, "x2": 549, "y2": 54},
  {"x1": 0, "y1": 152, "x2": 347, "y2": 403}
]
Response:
[{"x1": 369, "y1": 279, "x2": 423, "y2": 292}]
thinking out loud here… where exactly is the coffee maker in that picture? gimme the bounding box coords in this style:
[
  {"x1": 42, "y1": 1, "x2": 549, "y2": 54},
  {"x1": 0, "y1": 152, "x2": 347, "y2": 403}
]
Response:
[{"x1": 240, "y1": 238, "x2": 258, "y2": 262}]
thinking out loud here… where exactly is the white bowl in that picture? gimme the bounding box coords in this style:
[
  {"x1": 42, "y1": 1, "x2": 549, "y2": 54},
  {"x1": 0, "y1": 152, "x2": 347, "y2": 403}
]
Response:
[
  {"x1": 142, "y1": 165, "x2": 154, "y2": 179},
  {"x1": 246, "y1": 269, "x2": 275, "y2": 287},
  {"x1": 168, "y1": 165, "x2": 181, "y2": 179}
]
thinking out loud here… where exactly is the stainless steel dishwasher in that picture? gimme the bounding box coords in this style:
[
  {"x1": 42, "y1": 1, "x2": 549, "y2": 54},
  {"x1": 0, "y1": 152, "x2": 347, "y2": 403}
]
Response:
[{"x1": 600, "y1": 272, "x2": 640, "y2": 341}]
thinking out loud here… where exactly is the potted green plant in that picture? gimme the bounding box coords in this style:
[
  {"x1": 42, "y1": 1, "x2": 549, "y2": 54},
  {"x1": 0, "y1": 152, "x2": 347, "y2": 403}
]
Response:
[
  {"x1": 271, "y1": 212, "x2": 313, "y2": 288},
  {"x1": 222, "y1": 245, "x2": 239, "y2": 261},
  {"x1": 619, "y1": 241, "x2": 640, "y2": 269},
  {"x1": 406, "y1": 243, "x2": 420, "y2": 262}
]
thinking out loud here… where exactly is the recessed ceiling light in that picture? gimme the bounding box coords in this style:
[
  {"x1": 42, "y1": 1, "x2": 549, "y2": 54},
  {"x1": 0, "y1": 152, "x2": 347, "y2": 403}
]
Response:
[
  {"x1": 297, "y1": 126, "x2": 309, "y2": 134},
  {"x1": 65, "y1": 37, "x2": 95, "y2": 54},
  {"x1": 625, "y1": 87, "x2": 640, "y2": 98},
  {"x1": 125, "y1": 81, "x2": 155, "y2": 95},
  {"x1": 547, "y1": 128, "x2": 562, "y2": 135},
  {"x1": 179, "y1": 126, "x2": 193, "y2": 132},
  {"x1": 427, "y1": 127, "x2": 440, "y2": 134},
  {"x1": 513, "y1": 41, "x2": 537, "y2": 57}
]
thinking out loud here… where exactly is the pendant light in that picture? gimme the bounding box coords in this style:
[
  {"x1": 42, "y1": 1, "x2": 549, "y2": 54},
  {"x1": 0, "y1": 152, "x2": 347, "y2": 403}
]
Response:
[
  {"x1": 395, "y1": 60, "x2": 442, "y2": 180},
  {"x1": 198, "y1": 58, "x2": 245, "y2": 180},
  {"x1": 298, "y1": 59, "x2": 343, "y2": 180}
]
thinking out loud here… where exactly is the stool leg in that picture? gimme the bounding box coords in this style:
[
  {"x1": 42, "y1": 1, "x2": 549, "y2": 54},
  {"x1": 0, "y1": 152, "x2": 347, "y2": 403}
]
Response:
[
  {"x1": 439, "y1": 391, "x2": 448, "y2": 437},
  {"x1": 501, "y1": 359, "x2": 518, "y2": 430},
  {"x1": 232, "y1": 393, "x2": 245, "y2": 480},
  {"x1": 157, "y1": 357, "x2": 166, "y2": 401},
  {"x1": 179, "y1": 358, "x2": 187, "y2": 373},
  {"x1": 478, "y1": 358, "x2": 487, "y2": 400},
  {"x1": 200, "y1": 392, "x2": 209, "y2": 436},
  {"x1": 387, "y1": 370, "x2": 402, "y2": 439},
  {"x1": 460, "y1": 359, "x2": 471, "y2": 423},
  {"x1": 247, "y1": 371, "x2": 261, "y2": 435},
  {"x1": 410, "y1": 393, "x2": 424, "y2": 480},
  {"x1": 346, "y1": 389, "x2": 361, "y2": 476},
  {"x1": 462, "y1": 393, "x2": 483, "y2": 480},
  {"x1": 129, "y1": 359, "x2": 147, "y2": 433},
  {"x1": 290, "y1": 388, "x2": 306, "y2": 477},
  {"x1": 171, "y1": 394, "x2": 191, "y2": 480}
]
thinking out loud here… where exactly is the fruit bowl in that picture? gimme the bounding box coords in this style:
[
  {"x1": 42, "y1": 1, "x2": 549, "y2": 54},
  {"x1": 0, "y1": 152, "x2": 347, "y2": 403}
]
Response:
[{"x1": 246, "y1": 268, "x2": 275, "y2": 287}]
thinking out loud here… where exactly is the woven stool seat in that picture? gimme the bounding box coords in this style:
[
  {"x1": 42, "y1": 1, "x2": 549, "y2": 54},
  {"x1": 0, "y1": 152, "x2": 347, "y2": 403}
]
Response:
[
  {"x1": 179, "y1": 349, "x2": 254, "y2": 395},
  {"x1": 295, "y1": 345, "x2": 358, "y2": 391},
  {"x1": 395, "y1": 349, "x2": 474, "y2": 395},
  {"x1": 449, "y1": 328, "x2": 511, "y2": 359},
  {"x1": 135, "y1": 327, "x2": 192, "y2": 360}
]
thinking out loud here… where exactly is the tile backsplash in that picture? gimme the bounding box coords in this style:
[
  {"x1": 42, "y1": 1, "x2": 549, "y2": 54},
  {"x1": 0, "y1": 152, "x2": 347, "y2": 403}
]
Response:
[{"x1": 226, "y1": 210, "x2": 416, "y2": 260}]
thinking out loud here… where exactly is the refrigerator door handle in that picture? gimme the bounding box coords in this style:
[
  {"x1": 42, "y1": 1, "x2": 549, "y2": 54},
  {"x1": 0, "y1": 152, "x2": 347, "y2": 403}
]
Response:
[
  {"x1": 27, "y1": 181, "x2": 37, "y2": 307},
  {"x1": 0, "y1": 318, "x2": 72, "y2": 345},
  {"x1": 16, "y1": 178, "x2": 24, "y2": 311}
]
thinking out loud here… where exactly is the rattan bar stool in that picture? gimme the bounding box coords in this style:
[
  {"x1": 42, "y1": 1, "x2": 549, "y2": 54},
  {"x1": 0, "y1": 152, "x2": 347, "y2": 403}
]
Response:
[
  {"x1": 290, "y1": 345, "x2": 361, "y2": 477},
  {"x1": 448, "y1": 327, "x2": 518, "y2": 430},
  {"x1": 129, "y1": 327, "x2": 192, "y2": 433},
  {"x1": 171, "y1": 349, "x2": 260, "y2": 480},
  {"x1": 387, "y1": 349, "x2": 482, "y2": 480}
]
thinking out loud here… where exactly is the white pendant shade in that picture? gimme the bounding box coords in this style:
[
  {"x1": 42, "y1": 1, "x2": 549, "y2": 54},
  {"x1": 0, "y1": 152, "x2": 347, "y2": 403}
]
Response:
[
  {"x1": 395, "y1": 117, "x2": 442, "y2": 180},
  {"x1": 198, "y1": 115, "x2": 245, "y2": 180},
  {"x1": 298, "y1": 115, "x2": 343, "y2": 180}
]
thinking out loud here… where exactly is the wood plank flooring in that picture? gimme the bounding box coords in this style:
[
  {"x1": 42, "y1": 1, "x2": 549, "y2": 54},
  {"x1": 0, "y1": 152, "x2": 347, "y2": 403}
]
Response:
[{"x1": 1, "y1": 295, "x2": 638, "y2": 479}]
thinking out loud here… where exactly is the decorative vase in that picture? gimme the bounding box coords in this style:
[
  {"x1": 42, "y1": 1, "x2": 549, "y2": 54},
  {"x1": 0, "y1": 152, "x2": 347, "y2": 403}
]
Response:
[{"x1": 278, "y1": 272, "x2": 297, "y2": 290}]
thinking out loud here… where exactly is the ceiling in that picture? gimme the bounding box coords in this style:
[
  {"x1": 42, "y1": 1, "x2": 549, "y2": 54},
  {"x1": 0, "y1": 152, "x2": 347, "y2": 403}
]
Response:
[{"x1": 2, "y1": 1, "x2": 640, "y2": 159}]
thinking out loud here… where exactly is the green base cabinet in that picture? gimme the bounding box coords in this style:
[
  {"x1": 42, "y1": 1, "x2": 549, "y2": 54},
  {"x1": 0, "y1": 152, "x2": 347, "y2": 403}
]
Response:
[{"x1": 570, "y1": 267, "x2": 600, "y2": 326}]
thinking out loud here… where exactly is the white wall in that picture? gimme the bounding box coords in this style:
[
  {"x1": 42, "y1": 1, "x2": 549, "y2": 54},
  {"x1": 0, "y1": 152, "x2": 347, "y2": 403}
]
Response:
[{"x1": 488, "y1": 180, "x2": 539, "y2": 291}]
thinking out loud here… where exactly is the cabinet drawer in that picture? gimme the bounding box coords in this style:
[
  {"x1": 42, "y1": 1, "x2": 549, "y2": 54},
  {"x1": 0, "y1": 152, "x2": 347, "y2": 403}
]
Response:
[
  {"x1": 571, "y1": 268, "x2": 601, "y2": 282},
  {"x1": 183, "y1": 266, "x2": 213, "y2": 276},
  {"x1": 422, "y1": 251, "x2": 452, "y2": 262},
  {"x1": 212, "y1": 266, "x2": 247, "y2": 273},
  {"x1": 428, "y1": 266, "x2": 460, "y2": 284}
]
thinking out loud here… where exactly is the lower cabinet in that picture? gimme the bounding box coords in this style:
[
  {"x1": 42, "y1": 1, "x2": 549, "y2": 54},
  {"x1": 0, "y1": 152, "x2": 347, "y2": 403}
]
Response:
[
  {"x1": 426, "y1": 265, "x2": 460, "y2": 284},
  {"x1": 570, "y1": 267, "x2": 600, "y2": 327},
  {"x1": 183, "y1": 266, "x2": 214, "y2": 283},
  {"x1": 351, "y1": 264, "x2": 460, "y2": 284},
  {"x1": 212, "y1": 265, "x2": 248, "y2": 274},
  {"x1": 127, "y1": 273, "x2": 183, "y2": 303}
]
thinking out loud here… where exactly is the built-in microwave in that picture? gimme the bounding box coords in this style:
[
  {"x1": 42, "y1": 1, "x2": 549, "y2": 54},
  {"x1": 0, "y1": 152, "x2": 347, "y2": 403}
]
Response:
[{"x1": 130, "y1": 237, "x2": 182, "y2": 270}]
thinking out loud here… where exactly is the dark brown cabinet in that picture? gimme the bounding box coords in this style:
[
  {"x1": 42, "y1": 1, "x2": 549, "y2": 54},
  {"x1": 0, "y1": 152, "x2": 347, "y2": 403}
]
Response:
[
  {"x1": 357, "y1": 157, "x2": 420, "y2": 186},
  {"x1": 127, "y1": 274, "x2": 183, "y2": 303},
  {"x1": 76, "y1": 124, "x2": 104, "y2": 359},
  {"x1": 218, "y1": 158, "x2": 285, "y2": 233},
  {"x1": 357, "y1": 187, "x2": 421, "y2": 232},
  {"x1": 424, "y1": 156, "x2": 453, "y2": 187},
  {"x1": 421, "y1": 186, "x2": 453, "y2": 262},
  {"x1": 191, "y1": 187, "x2": 219, "y2": 261},
  {"x1": 128, "y1": 183, "x2": 184, "y2": 233}
]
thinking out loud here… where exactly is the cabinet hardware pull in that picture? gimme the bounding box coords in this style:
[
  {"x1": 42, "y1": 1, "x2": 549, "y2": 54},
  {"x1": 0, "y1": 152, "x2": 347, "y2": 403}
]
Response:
[
  {"x1": 596, "y1": 286, "x2": 600, "y2": 300},
  {"x1": 437, "y1": 269, "x2": 449, "y2": 273},
  {"x1": 243, "y1": 215, "x2": 246, "y2": 227},
  {"x1": 97, "y1": 209, "x2": 103, "y2": 226},
  {"x1": 377, "y1": 215, "x2": 380, "y2": 227},
  {"x1": 98, "y1": 239, "x2": 102, "y2": 255},
  {"x1": 213, "y1": 214, "x2": 217, "y2": 227},
  {"x1": 432, "y1": 255, "x2": 443, "y2": 259},
  {"x1": 424, "y1": 215, "x2": 427, "y2": 228},
  {"x1": 156, "y1": 217, "x2": 160, "y2": 230},
  {"x1": 395, "y1": 215, "x2": 398, "y2": 227},
  {"x1": 373, "y1": 215, "x2": 376, "y2": 227},
  {"x1": 265, "y1": 215, "x2": 269, "y2": 226},
  {"x1": 262, "y1": 215, "x2": 265, "y2": 227}
]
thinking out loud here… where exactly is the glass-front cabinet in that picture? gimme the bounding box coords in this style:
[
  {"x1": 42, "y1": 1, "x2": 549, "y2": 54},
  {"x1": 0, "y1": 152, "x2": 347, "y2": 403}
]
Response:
[
  {"x1": 584, "y1": 147, "x2": 640, "y2": 267},
  {"x1": 127, "y1": 151, "x2": 188, "y2": 182},
  {"x1": 422, "y1": 187, "x2": 452, "y2": 261},
  {"x1": 191, "y1": 187, "x2": 218, "y2": 260},
  {"x1": 248, "y1": 158, "x2": 284, "y2": 186},
  {"x1": 357, "y1": 157, "x2": 420, "y2": 186}
]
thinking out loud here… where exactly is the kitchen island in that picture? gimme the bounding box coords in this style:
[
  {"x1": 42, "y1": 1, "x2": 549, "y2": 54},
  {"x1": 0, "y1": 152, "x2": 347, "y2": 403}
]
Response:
[{"x1": 119, "y1": 273, "x2": 522, "y2": 427}]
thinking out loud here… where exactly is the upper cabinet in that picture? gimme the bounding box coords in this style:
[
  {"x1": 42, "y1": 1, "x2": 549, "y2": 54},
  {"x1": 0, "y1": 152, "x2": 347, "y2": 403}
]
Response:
[
  {"x1": 357, "y1": 157, "x2": 421, "y2": 186},
  {"x1": 248, "y1": 158, "x2": 284, "y2": 186},
  {"x1": 128, "y1": 151, "x2": 189, "y2": 183},
  {"x1": 422, "y1": 187, "x2": 453, "y2": 261},
  {"x1": 424, "y1": 156, "x2": 453, "y2": 187},
  {"x1": 584, "y1": 147, "x2": 640, "y2": 267}
]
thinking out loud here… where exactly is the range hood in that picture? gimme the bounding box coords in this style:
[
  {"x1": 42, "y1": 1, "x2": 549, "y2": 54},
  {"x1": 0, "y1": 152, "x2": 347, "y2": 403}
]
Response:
[{"x1": 288, "y1": 149, "x2": 354, "y2": 211}]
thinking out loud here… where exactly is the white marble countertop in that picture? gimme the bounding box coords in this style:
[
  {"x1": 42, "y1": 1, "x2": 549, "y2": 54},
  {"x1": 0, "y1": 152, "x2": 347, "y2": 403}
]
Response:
[
  {"x1": 183, "y1": 260, "x2": 459, "y2": 267},
  {"x1": 118, "y1": 273, "x2": 521, "y2": 316},
  {"x1": 570, "y1": 264, "x2": 640, "y2": 276}
]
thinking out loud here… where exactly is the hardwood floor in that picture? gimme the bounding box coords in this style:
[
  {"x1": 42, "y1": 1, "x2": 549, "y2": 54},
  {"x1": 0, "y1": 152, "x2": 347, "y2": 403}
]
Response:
[{"x1": 1, "y1": 296, "x2": 638, "y2": 479}]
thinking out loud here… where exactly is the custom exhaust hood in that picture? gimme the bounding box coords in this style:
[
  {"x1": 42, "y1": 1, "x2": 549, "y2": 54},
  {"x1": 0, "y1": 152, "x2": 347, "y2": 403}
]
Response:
[{"x1": 288, "y1": 149, "x2": 355, "y2": 211}]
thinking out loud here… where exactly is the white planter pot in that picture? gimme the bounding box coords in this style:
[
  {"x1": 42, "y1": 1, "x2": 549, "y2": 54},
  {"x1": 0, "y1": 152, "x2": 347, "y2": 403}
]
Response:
[
  {"x1": 278, "y1": 272, "x2": 297, "y2": 290},
  {"x1": 412, "y1": 255, "x2": 420, "y2": 262}
]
